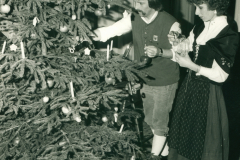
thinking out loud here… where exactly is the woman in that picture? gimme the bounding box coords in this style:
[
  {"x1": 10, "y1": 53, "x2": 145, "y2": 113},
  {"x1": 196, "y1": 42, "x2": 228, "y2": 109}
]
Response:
[{"x1": 168, "y1": 0, "x2": 239, "y2": 160}]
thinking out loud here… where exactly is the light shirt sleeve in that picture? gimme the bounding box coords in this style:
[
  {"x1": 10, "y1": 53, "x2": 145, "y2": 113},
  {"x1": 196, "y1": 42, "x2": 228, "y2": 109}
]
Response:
[
  {"x1": 197, "y1": 60, "x2": 229, "y2": 82},
  {"x1": 97, "y1": 14, "x2": 132, "y2": 42},
  {"x1": 195, "y1": 16, "x2": 229, "y2": 83},
  {"x1": 169, "y1": 22, "x2": 181, "y2": 62},
  {"x1": 188, "y1": 29, "x2": 195, "y2": 52}
]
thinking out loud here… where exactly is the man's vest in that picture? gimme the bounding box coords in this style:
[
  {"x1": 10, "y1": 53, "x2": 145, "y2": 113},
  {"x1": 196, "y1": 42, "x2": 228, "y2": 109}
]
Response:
[{"x1": 131, "y1": 11, "x2": 179, "y2": 86}]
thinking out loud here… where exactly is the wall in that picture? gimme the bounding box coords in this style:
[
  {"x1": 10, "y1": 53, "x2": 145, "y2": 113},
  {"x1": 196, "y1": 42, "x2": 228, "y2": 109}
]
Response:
[{"x1": 235, "y1": 0, "x2": 240, "y2": 31}]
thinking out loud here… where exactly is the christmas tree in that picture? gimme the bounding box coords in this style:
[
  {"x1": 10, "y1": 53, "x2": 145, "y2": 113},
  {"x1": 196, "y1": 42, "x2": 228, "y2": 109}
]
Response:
[{"x1": 0, "y1": 0, "x2": 149, "y2": 159}]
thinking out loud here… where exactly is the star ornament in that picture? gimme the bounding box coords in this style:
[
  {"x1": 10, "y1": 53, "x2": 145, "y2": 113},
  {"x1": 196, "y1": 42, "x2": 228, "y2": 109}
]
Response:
[
  {"x1": 10, "y1": 44, "x2": 18, "y2": 51},
  {"x1": 84, "y1": 47, "x2": 91, "y2": 55}
]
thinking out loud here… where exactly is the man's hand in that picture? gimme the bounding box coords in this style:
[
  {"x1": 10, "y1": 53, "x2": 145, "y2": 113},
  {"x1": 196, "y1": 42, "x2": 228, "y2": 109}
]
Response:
[
  {"x1": 168, "y1": 31, "x2": 186, "y2": 46},
  {"x1": 90, "y1": 29, "x2": 101, "y2": 41},
  {"x1": 144, "y1": 45, "x2": 161, "y2": 58}
]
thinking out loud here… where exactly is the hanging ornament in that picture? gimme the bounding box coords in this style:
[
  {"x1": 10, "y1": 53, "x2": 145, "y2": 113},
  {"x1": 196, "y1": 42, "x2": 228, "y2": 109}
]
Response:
[
  {"x1": 14, "y1": 137, "x2": 20, "y2": 146},
  {"x1": 33, "y1": 17, "x2": 40, "y2": 27},
  {"x1": 59, "y1": 141, "x2": 67, "y2": 146},
  {"x1": 105, "y1": 76, "x2": 116, "y2": 85},
  {"x1": 75, "y1": 36, "x2": 80, "y2": 41},
  {"x1": 62, "y1": 106, "x2": 70, "y2": 115},
  {"x1": 54, "y1": 6, "x2": 60, "y2": 11},
  {"x1": 0, "y1": 4, "x2": 10, "y2": 14},
  {"x1": 114, "y1": 107, "x2": 118, "y2": 112},
  {"x1": 102, "y1": 116, "x2": 108, "y2": 122},
  {"x1": 68, "y1": 45, "x2": 75, "y2": 53},
  {"x1": 94, "y1": 8, "x2": 103, "y2": 17},
  {"x1": 73, "y1": 114, "x2": 81, "y2": 122},
  {"x1": 43, "y1": 96, "x2": 49, "y2": 103},
  {"x1": 114, "y1": 113, "x2": 118, "y2": 122},
  {"x1": 84, "y1": 47, "x2": 91, "y2": 55},
  {"x1": 72, "y1": 14, "x2": 77, "y2": 20},
  {"x1": 30, "y1": 33, "x2": 36, "y2": 39},
  {"x1": 60, "y1": 26, "x2": 68, "y2": 32},
  {"x1": 9, "y1": 44, "x2": 17, "y2": 52},
  {"x1": 47, "y1": 78, "x2": 54, "y2": 88},
  {"x1": 107, "y1": 4, "x2": 111, "y2": 9}
]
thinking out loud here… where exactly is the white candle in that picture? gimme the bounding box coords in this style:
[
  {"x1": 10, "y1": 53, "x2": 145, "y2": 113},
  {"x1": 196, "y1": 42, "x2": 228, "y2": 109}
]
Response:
[
  {"x1": 1, "y1": 41, "x2": 6, "y2": 54},
  {"x1": 107, "y1": 44, "x2": 109, "y2": 61},
  {"x1": 118, "y1": 124, "x2": 124, "y2": 133},
  {"x1": 70, "y1": 81, "x2": 74, "y2": 98},
  {"x1": 20, "y1": 41, "x2": 25, "y2": 59},
  {"x1": 110, "y1": 40, "x2": 113, "y2": 51}
]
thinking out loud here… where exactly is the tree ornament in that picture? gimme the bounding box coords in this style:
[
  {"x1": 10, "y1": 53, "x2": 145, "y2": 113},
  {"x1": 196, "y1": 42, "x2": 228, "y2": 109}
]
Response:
[
  {"x1": 84, "y1": 47, "x2": 91, "y2": 55},
  {"x1": 59, "y1": 141, "x2": 67, "y2": 146},
  {"x1": 102, "y1": 116, "x2": 108, "y2": 122},
  {"x1": 140, "y1": 55, "x2": 152, "y2": 65},
  {"x1": 43, "y1": 96, "x2": 49, "y2": 103},
  {"x1": 61, "y1": 106, "x2": 70, "y2": 115},
  {"x1": 73, "y1": 114, "x2": 81, "y2": 122},
  {"x1": 72, "y1": 15, "x2": 77, "y2": 20},
  {"x1": 94, "y1": 8, "x2": 103, "y2": 17},
  {"x1": 60, "y1": 26, "x2": 68, "y2": 32},
  {"x1": 9, "y1": 44, "x2": 17, "y2": 52},
  {"x1": 14, "y1": 137, "x2": 20, "y2": 146},
  {"x1": 105, "y1": 76, "x2": 115, "y2": 85},
  {"x1": 30, "y1": 33, "x2": 36, "y2": 39},
  {"x1": 47, "y1": 78, "x2": 54, "y2": 88},
  {"x1": 33, "y1": 17, "x2": 40, "y2": 27},
  {"x1": 114, "y1": 107, "x2": 118, "y2": 112},
  {"x1": 0, "y1": 4, "x2": 10, "y2": 14},
  {"x1": 54, "y1": 6, "x2": 60, "y2": 11},
  {"x1": 75, "y1": 36, "x2": 80, "y2": 41}
]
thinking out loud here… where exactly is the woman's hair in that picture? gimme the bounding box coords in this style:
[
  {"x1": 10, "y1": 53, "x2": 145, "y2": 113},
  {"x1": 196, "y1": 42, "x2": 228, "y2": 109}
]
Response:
[
  {"x1": 148, "y1": 0, "x2": 163, "y2": 11},
  {"x1": 187, "y1": 0, "x2": 230, "y2": 15}
]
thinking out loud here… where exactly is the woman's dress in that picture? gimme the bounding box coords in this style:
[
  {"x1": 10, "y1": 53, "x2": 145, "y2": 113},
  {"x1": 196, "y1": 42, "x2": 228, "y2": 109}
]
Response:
[{"x1": 168, "y1": 16, "x2": 239, "y2": 160}]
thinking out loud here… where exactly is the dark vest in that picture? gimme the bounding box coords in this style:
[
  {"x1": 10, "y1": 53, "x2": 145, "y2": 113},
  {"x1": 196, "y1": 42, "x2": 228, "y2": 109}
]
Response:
[
  {"x1": 131, "y1": 11, "x2": 179, "y2": 86},
  {"x1": 191, "y1": 19, "x2": 239, "y2": 85}
]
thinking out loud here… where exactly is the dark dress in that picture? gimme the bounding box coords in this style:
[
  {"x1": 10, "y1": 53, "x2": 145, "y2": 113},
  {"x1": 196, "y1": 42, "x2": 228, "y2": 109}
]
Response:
[{"x1": 168, "y1": 20, "x2": 239, "y2": 160}]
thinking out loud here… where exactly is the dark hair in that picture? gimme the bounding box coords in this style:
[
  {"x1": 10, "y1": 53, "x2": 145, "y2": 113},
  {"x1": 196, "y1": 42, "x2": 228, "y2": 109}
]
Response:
[
  {"x1": 148, "y1": 0, "x2": 163, "y2": 11},
  {"x1": 187, "y1": 0, "x2": 230, "y2": 15}
]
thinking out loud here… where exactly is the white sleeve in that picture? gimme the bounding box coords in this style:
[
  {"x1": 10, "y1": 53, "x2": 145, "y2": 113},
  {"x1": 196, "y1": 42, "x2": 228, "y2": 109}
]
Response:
[
  {"x1": 169, "y1": 22, "x2": 181, "y2": 62},
  {"x1": 188, "y1": 29, "x2": 195, "y2": 52},
  {"x1": 97, "y1": 14, "x2": 132, "y2": 42},
  {"x1": 197, "y1": 60, "x2": 229, "y2": 83}
]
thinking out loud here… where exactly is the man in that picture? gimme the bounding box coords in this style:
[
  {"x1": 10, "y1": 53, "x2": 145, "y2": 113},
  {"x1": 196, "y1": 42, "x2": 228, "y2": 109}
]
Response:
[{"x1": 92, "y1": 0, "x2": 181, "y2": 159}]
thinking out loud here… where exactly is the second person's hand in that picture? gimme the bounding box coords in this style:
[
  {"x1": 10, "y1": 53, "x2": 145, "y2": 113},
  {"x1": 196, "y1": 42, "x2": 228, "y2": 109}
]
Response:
[{"x1": 175, "y1": 52, "x2": 193, "y2": 69}]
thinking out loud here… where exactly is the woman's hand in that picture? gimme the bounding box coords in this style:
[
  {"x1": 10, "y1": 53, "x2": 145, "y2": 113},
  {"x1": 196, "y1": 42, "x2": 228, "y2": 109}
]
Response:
[
  {"x1": 175, "y1": 39, "x2": 190, "y2": 57},
  {"x1": 175, "y1": 52, "x2": 193, "y2": 68},
  {"x1": 175, "y1": 53, "x2": 201, "y2": 73}
]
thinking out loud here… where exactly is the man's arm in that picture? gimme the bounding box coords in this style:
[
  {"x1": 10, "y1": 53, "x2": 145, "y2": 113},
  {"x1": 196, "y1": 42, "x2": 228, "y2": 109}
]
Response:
[{"x1": 92, "y1": 14, "x2": 132, "y2": 42}]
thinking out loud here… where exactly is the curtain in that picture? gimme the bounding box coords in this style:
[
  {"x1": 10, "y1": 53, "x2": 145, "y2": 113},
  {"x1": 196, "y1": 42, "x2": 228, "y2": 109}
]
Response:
[{"x1": 234, "y1": 0, "x2": 240, "y2": 32}]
